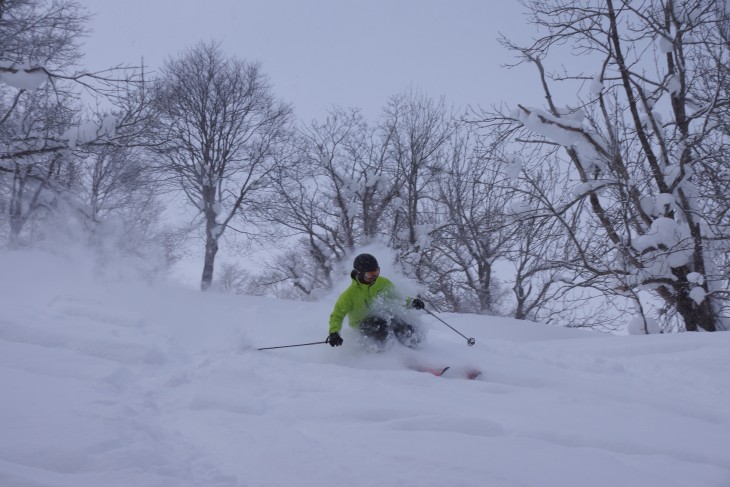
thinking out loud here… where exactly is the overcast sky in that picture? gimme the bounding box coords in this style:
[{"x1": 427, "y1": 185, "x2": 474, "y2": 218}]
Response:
[{"x1": 78, "y1": 0, "x2": 540, "y2": 122}]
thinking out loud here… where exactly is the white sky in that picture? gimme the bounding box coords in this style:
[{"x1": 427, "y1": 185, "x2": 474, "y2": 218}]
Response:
[{"x1": 78, "y1": 0, "x2": 540, "y2": 122}]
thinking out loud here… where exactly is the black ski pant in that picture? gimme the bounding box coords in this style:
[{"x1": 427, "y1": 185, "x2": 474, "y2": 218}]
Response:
[{"x1": 359, "y1": 315, "x2": 420, "y2": 348}]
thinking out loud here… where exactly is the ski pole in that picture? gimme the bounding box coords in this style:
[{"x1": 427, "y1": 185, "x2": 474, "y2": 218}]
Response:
[
  {"x1": 423, "y1": 308, "x2": 476, "y2": 346},
  {"x1": 257, "y1": 340, "x2": 328, "y2": 351}
]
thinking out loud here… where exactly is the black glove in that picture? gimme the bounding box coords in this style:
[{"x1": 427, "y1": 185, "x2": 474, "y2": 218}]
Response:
[
  {"x1": 412, "y1": 298, "x2": 425, "y2": 310},
  {"x1": 327, "y1": 332, "x2": 343, "y2": 347}
]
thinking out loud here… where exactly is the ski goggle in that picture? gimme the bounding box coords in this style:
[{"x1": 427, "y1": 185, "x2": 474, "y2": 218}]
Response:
[{"x1": 361, "y1": 268, "x2": 380, "y2": 280}]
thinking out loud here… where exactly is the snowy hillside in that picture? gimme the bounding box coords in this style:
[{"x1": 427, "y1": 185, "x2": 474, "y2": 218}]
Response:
[{"x1": 1, "y1": 250, "x2": 729, "y2": 487}]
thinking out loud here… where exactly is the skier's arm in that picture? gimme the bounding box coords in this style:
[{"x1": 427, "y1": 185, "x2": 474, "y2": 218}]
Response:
[
  {"x1": 382, "y1": 281, "x2": 412, "y2": 308},
  {"x1": 328, "y1": 292, "x2": 351, "y2": 334}
]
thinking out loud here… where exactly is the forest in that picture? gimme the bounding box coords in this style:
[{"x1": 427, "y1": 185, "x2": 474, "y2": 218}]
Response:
[{"x1": 1, "y1": 0, "x2": 728, "y2": 333}]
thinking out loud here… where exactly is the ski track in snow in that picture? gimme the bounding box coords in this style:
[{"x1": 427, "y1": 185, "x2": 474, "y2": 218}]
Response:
[{"x1": 1, "y1": 252, "x2": 729, "y2": 487}]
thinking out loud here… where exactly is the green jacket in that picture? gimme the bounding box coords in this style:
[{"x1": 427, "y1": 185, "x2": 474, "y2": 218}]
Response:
[{"x1": 329, "y1": 275, "x2": 406, "y2": 334}]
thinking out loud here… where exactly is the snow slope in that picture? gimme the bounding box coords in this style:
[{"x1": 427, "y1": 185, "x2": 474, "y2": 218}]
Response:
[{"x1": 1, "y1": 250, "x2": 729, "y2": 487}]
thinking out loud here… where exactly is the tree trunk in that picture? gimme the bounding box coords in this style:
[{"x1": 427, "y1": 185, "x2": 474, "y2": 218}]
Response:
[
  {"x1": 674, "y1": 285, "x2": 717, "y2": 332},
  {"x1": 8, "y1": 212, "x2": 23, "y2": 248},
  {"x1": 201, "y1": 232, "x2": 219, "y2": 291},
  {"x1": 477, "y1": 262, "x2": 493, "y2": 313}
]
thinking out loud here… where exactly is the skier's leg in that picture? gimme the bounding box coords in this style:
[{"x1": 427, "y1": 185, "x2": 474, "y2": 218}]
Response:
[
  {"x1": 392, "y1": 318, "x2": 422, "y2": 348},
  {"x1": 359, "y1": 316, "x2": 390, "y2": 348}
]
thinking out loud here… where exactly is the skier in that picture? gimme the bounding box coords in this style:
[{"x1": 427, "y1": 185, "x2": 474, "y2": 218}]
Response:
[{"x1": 327, "y1": 253, "x2": 425, "y2": 349}]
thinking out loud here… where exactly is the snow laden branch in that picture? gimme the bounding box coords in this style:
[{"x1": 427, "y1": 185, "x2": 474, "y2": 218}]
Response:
[
  {"x1": 491, "y1": 0, "x2": 729, "y2": 332},
  {"x1": 0, "y1": 63, "x2": 49, "y2": 90},
  {"x1": 515, "y1": 105, "x2": 611, "y2": 165}
]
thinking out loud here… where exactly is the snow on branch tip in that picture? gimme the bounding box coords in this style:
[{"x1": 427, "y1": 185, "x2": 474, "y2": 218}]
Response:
[{"x1": 0, "y1": 63, "x2": 50, "y2": 90}]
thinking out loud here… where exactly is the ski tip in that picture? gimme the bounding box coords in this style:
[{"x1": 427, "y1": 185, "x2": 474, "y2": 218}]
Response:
[
  {"x1": 465, "y1": 369, "x2": 482, "y2": 380},
  {"x1": 409, "y1": 365, "x2": 482, "y2": 379},
  {"x1": 410, "y1": 365, "x2": 450, "y2": 376}
]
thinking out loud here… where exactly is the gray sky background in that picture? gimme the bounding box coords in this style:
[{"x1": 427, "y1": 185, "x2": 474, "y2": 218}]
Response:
[
  {"x1": 77, "y1": 1, "x2": 553, "y2": 284},
  {"x1": 79, "y1": 1, "x2": 542, "y2": 122}
]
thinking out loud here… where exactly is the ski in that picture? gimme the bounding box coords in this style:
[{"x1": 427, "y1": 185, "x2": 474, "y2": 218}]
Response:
[
  {"x1": 421, "y1": 366, "x2": 450, "y2": 377},
  {"x1": 463, "y1": 368, "x2": 482, "y2": 380},
  {"x1": 410, "y1": 365, "x2": 481, "y2": 380},
  {"x1": 409, "y1": 365, "x2": 449, "y2": 376},
  {"x1": 441, "y1": 366, "x2": 481, "y2": 380}
]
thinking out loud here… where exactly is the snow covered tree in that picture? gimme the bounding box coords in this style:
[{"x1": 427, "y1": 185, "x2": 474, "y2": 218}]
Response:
[
  {"x1": 382, "y1": 91, "x2": 459, "y2": 279},
  {"x1": 212, "y1": 261, "x2": 252, "y2": 295},
  {"x1": 489, "y1": 0, "x2": 730, "y2": 331},
  {"x1": 503, "y1": 147, "x2": 621, "y2": 328},
  {"x1": 258, "y1": 95, "x2": 517, "y2": 308},
  {"x1": 505, "y1": 159, "x2": 581, "y2": 321},
  {"x1": 0, "y1": 87, "x2": 76, "y2": 246},
  {"x1": 426, "y1": 127, "x2": 514, "y2": 313},
  {"x1": 0, "y1": 0, "x2": 152, "y2": 248},
  {"x1": 253, "y1": 243, "x2": 336, "y2": 300},
  {"x1": 76, "y1": 141, "x2": 163, "y2": 258},
  {"x1": 260, "y1": 107, "x2": 401, "y2": 296},
  {"x1": 0, "y1": 0, "x2": 149, "y2": 162},
  {"x1": 151, "y1": 41, "x2": 293, "y2": 291}
]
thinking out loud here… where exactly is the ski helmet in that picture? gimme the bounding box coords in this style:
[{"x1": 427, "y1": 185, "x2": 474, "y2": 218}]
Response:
[{"x1": 353, "y1": 253, "x2": 379, "y2": 272}]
